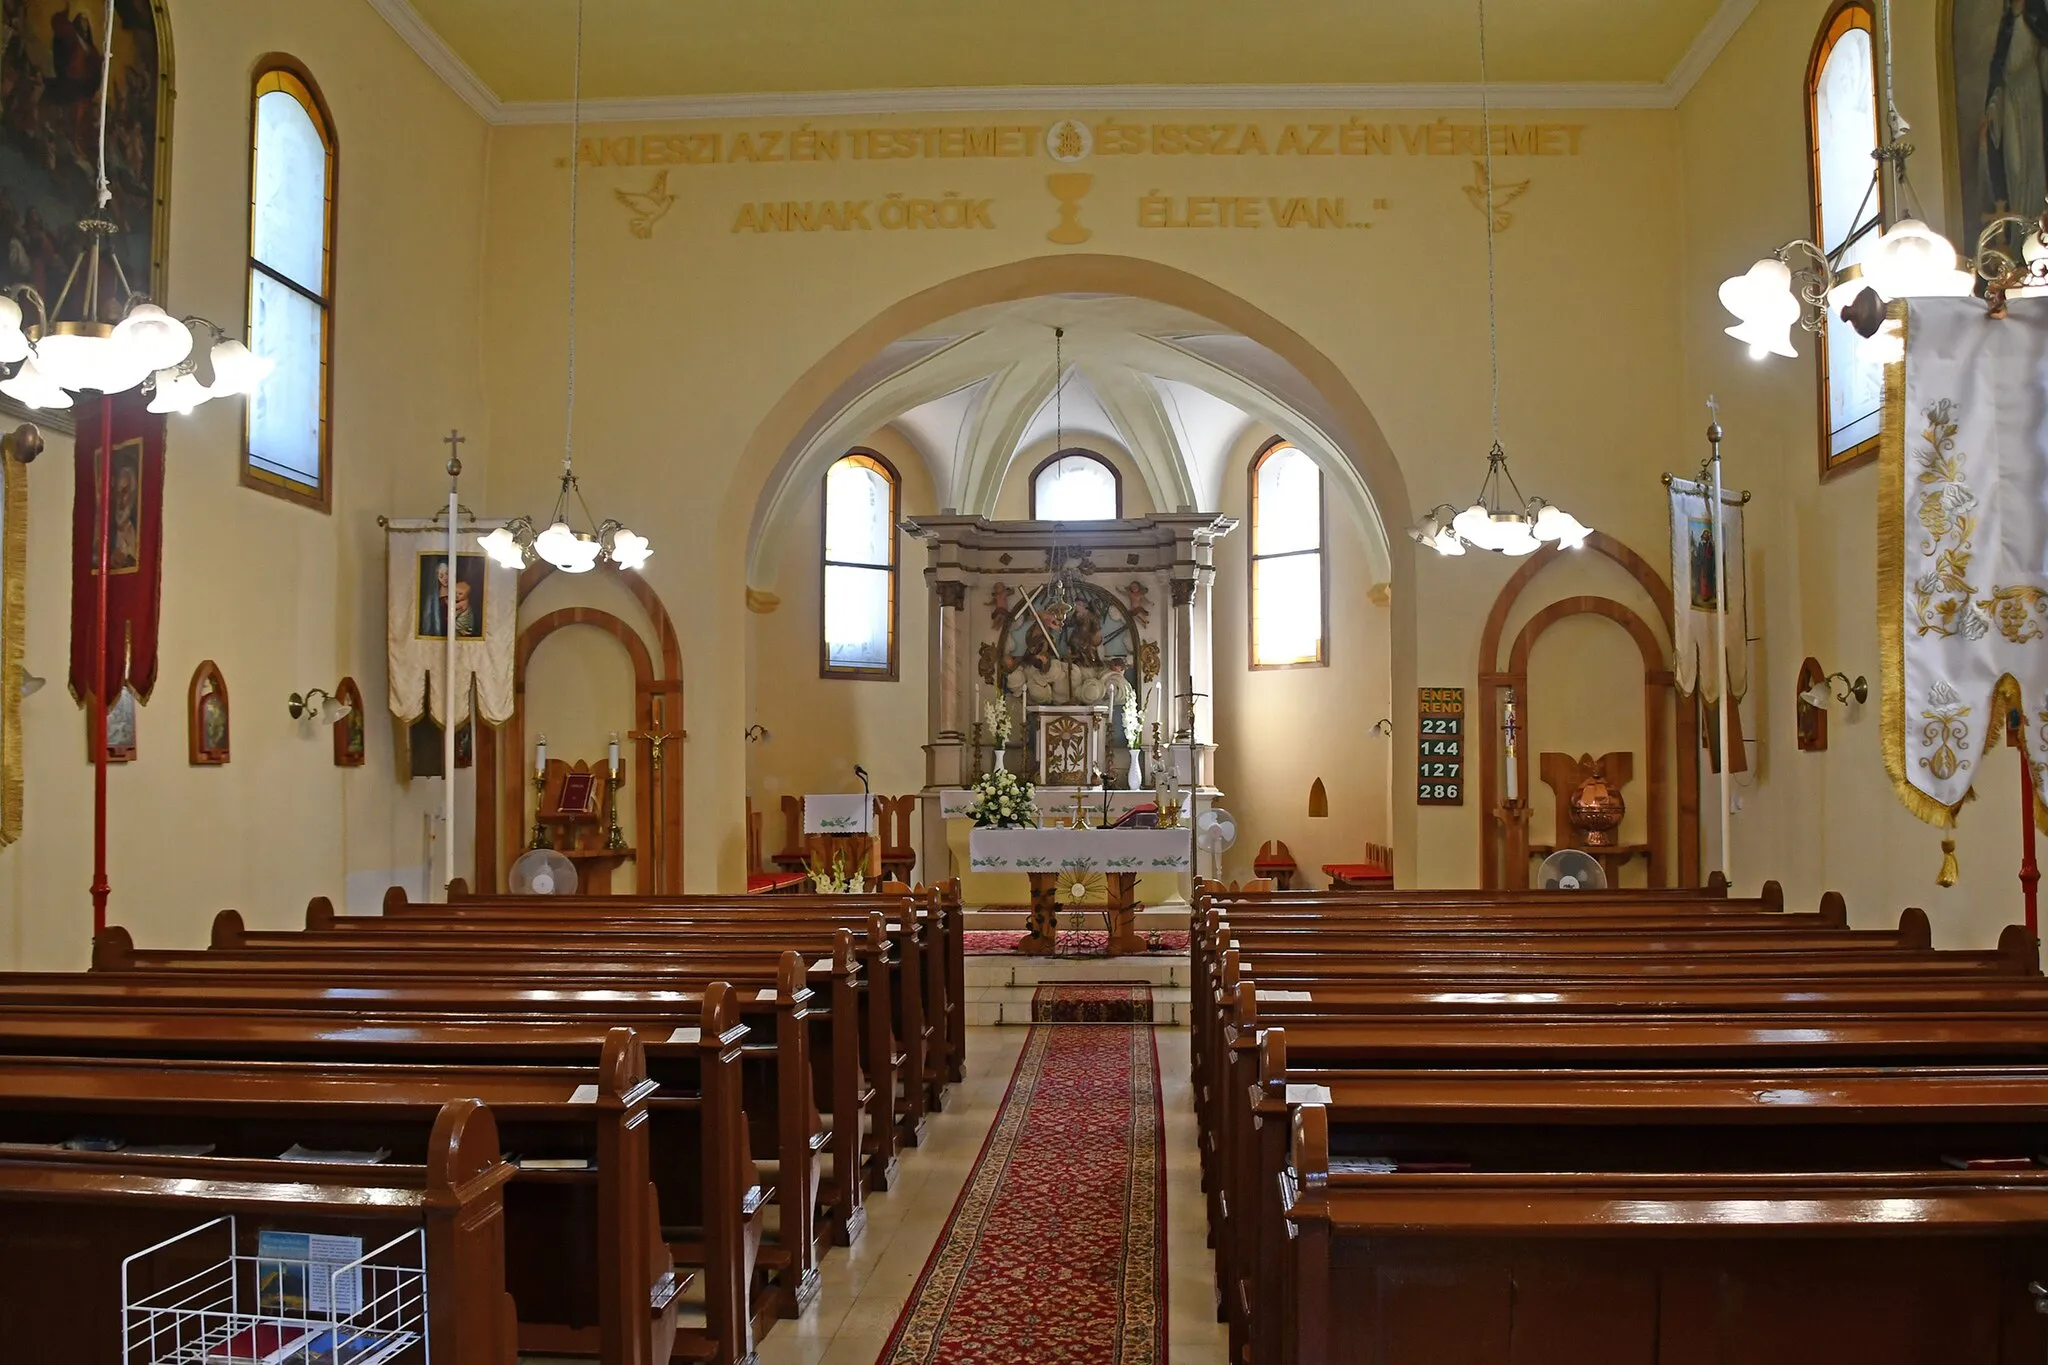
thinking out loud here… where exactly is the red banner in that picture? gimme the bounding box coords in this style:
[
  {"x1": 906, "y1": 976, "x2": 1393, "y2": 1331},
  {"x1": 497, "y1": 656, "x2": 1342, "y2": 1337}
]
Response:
[{"x1": 69, "y1": 393, "x2": 166, "y2": 705}]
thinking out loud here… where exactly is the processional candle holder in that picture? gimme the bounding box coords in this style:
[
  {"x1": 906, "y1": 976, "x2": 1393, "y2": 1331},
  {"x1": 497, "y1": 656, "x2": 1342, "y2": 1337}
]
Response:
[
  {"x1": 529, "y1": 770, "x2": 551, "y2": 850},
  {"x1": 605, "y1": 770, "x2": 627, "y2": 851}
]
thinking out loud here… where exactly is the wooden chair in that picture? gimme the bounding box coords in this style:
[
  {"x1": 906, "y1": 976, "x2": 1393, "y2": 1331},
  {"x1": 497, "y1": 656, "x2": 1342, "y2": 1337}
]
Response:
[
  {"x1": 1252, "y1": 840, "x2": 1298, "y2": 889},
  {"x1": 874, "y1": 795, "x2": 918, "y2": 885}
]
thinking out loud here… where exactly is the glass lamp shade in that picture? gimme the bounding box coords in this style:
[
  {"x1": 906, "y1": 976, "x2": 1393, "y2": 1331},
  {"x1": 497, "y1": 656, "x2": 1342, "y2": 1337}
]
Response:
[
  {"x1": 1451, "y1": 502, "x2": 1499, "y2": 550},
  {"x1": 206, "y1": 338, "x2": 274, "y2": 397},
  {"x1": 477, "y1": 525, "x2": 528, "y2": 569},
  {"x1": 608, "y1": 527, "x2": 651, "y2": 571},
  {"x1": 1494, "y1": 518, "x2": 1542, "y2": 556},
  {"x1": 112, "y1": 304, "x2": 193, "y2": 372},
  {"x1": 0, "y1": 296, "x2": 27, "y2": 365},
  {"x1": 2009, "y1": 228, "x2": 2048, "y2": 299},
  {"x1": 1430, "y1": 525, "x2": 1467, "y2": 555},
  {"x1": 1864, "y1": 219, "x2": 1975, "y2": 300},
  {"x1": 316, "y1": 695, "x2": 354, "y2": 726},
  {"x1": 0, "y1": 355, "x2": 72, "y2": 410},
  {"x1": 35, "y1": 325, "x2": 152, "y2": 395},
  {"x1": 534, "y1": 519, "x2": 601, "y2": 573},
  {"x1": 1533, "y1": 502, "x2": 1593, "y2": 549},
  {"x1": 1800, "y1": 681, "x2": 1833, "y2": 710},
  {"x1": 1719, "y1": 258, "x2": 1803, "y2": 359},
  {"x1": 145, "y1": 368, "x2": 211, "y2": 415}
]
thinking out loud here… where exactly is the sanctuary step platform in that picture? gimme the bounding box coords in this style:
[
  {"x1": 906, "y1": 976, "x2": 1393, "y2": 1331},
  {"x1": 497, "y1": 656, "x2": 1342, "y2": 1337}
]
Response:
[{"x1": 963, "y1": 948, "x2": 1189, "y2": 1025}]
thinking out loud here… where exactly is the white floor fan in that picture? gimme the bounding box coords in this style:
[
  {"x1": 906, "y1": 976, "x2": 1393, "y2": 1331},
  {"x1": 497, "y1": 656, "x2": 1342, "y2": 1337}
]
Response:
[
  {"x1": 1536, "y1": 848, "x2": 1607, "y2": 892},
  {"x1": 1196, "y1": 807, "x2": 1238, "y2": 883},
  {"x1": 509, "y1": 848, "x2": 579, "y2": 896}
]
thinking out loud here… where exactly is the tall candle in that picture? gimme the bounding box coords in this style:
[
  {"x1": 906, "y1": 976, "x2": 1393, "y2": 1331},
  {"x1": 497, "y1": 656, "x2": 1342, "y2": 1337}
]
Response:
[
  {"x1": 608, "y1": 732, "x2": 621, "y2": 775},
  {"x1": 535, "y1": 734, "x2": 547, "y2": 776},
  {"x1": 1503, "y1": 700, "x2": 1519, "y2": 802}
]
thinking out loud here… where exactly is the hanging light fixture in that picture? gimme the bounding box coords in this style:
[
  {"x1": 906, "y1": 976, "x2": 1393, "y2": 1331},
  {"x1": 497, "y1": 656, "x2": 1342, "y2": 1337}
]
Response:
[
  {"x1": 1714, "y1": 0, "x2": 2020, "y2": 359},
  {"x1": 1037, "y1": 324, "x2": 1084, "y2": 624},
  {"x1": 1410, "y1": 0, "x2": 1591, "y2": 559},
  {"x1": 0, "y1": 1, "x2": 260, "y2": 413},
  {"x1": 478, "y1": 0, "x2": 649, "y2": 577}
]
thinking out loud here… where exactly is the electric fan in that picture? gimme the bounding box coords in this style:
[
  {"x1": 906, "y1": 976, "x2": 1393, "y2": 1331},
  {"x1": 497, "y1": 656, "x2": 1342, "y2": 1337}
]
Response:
[
  {"x1": 509, "y1": 848, "x2": 579, "y2": 896},
  {"x1": 1195, "y1": 807, "x2": 1238, "y2": 882},
  {"x1": 1536, "y1": 848, "x2": 1607, "y2": 892}
]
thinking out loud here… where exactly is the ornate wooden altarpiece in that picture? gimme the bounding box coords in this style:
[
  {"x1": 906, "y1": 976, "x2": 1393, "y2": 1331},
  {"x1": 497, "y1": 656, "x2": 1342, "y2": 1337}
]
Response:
[{"x1": 904, "y1": 514, "x2": 1234, "y2": 877}]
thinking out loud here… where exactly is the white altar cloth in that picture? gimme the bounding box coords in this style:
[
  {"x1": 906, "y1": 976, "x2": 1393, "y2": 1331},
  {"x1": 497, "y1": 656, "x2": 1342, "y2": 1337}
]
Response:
[
  {"x1": 803, "y1": 794, "x2": 872, "y2": 834},
  {"x1": 967, "y1": 827, "x2": 1192, "y2": 872},
  {"x1": 940, "y1": 787, "x2": 1184, "y2": 822}
]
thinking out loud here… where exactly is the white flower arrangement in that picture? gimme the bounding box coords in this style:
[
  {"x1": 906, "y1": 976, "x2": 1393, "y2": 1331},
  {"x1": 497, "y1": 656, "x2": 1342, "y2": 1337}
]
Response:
[
  {"x1": 982, "y1": 696, "x2": 1013, "y2": 748},
  {"x1": 808, "y1": 853, "x2": 863, "y2": 893},
  {"x1": 1111, "y1": 675, "x2": 1143, "y2": 749},
  {"x1": 967, "y1": 766, "x2": 1036, "y2": 829}
]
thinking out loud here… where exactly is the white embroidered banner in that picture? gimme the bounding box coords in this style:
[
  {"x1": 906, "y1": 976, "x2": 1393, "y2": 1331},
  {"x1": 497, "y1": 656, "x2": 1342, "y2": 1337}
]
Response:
[
  {"x1": 385, "y1": 523, "x2": 518, "y2": 726},
  {"x1": 1884, "y1": 297, "x2": 2048, "y2": 824},
  {"x1": 1667, "y1": 476, "x2": 1749, "y2": 702}
]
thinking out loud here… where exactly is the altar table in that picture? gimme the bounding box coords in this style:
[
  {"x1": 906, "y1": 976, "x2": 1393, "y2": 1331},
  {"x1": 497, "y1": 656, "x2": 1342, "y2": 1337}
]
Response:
[{"x1": 968, "y1": 828, "x2": 1193, "y2": 955}]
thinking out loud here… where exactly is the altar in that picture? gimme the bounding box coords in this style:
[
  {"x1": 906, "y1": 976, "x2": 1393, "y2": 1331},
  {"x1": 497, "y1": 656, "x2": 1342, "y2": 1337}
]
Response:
[{"x1": 969, "y1": 827, "x2": 1193, "y2": 954}]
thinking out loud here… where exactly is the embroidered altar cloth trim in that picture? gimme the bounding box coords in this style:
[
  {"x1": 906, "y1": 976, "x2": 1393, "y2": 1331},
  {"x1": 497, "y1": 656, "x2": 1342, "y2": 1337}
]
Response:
[
  {"x1": 803, "y1": 794, "x2": 872, "y2": 833},
  {"x1": 967, "y1": 827, "x2": 1193, "y2": 872}
]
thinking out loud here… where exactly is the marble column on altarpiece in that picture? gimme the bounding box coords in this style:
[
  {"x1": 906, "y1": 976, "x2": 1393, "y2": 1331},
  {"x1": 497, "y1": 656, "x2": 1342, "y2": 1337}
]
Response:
[{"x1": 930, "y1": 577, "x2": 968, "y2": 789}]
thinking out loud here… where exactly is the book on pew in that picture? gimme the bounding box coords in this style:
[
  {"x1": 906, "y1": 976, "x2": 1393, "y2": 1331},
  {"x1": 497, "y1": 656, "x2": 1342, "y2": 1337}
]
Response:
[
  {"x1": 203, "y1": 1324, "x2": 321, "y2": 1365},
  {"x1": 126, "y1": 1141, "x2": 217, "y2": 1157},
  {"x1": 277, "y1": 1143, "x2": 390, "y2": 1165},
  {"x1": 1941, "y1": 1154, "x2": 2037, "y2": 1170},
  {"x1": 1331, "y1": 1156, "x2": 1475, "y2": 1175},
  {"x1": 61, "y1": 1134, "x2": 123, "y2": 1151},
  {"x1": 513, "y1": 1155, "x2": 594, "y2": 1170}
]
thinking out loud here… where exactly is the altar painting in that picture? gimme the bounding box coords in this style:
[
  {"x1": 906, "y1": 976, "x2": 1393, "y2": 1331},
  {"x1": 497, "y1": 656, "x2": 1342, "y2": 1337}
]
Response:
[
  {"x1": 998, "y1": 581, "x2": 1138, "y2": 706},
  {"x1": 0, "y1": 0, "x2": 170, "y2": 310}
]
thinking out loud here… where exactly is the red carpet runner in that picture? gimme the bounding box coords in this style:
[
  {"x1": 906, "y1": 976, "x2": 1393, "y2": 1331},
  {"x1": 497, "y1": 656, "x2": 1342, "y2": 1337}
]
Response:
[
  {"x1": 877, "y1": 1024, "x2": 1166, "y2": 1363},
  {"x1": 1031, "y1": 982, "x2": 1155, "y2": 1023}
]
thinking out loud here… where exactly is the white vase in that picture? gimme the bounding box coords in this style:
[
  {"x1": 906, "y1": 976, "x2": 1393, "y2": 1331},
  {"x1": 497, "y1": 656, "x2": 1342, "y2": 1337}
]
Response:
[
  {"x1": 995, "y1": 747, "x2": 1007, "y2": 773},
  {"x1": 1127, "y1": 750, "x2": 1144, "y2": 790}
]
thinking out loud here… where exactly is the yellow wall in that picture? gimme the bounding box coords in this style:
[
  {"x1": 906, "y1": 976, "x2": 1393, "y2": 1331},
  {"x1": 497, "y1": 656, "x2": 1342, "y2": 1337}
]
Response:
[
  {"x1": 1673, "y1": 0, "x2": 2015, "y2": 944},
  {"x1": 0, "y1": 0, "x2": 491, "y2": 968}
]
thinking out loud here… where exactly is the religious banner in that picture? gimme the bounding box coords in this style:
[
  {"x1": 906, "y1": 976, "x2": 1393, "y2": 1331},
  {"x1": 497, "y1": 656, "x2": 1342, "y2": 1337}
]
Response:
[
  {"x1": 384, "y1": 523, "x2": 516, "y2": 727},
  {"x1": 68, "y1": 392, "x2": 165, "y2": 705},
  {"x1": 1666, "y1": 475, "x2": 1749, "y2": 702},
  {"x1": 1881, "y1": 297, "x2": 2048, "y2": 834}
]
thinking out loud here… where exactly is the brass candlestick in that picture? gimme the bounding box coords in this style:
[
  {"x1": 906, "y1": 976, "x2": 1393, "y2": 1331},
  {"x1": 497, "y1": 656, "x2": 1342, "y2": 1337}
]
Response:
[
  {"x1": 529, "y1": 771, "x2": 550, "y2": 850},
  {"x1": 605, "y1": 769, "x2": 627, "y2": 850}
]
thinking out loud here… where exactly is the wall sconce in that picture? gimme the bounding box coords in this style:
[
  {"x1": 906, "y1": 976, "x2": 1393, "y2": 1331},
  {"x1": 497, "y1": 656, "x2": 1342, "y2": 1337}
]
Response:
[
  {"x1": 1370, "y1": 718, "x2": 1393, "y2": 737},
  {"x1": 1800, "y1": 669, "x2": 1868, "y2": 709},
  {"x1": 288, "y1": 687, "x2": 354, "y2": 725},
  {"x1": 745, "y1": 724, "x2": 771, "y2": 743},
  {"x1": 18, "y1": 668, "x2": 42, "y2": 698}
]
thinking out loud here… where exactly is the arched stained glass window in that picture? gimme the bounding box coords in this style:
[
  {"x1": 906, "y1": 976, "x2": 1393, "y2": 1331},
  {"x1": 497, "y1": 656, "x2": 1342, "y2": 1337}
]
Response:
[
  {"x1": 245, "y1": 60, "x2": 336, "y2": 510},
  {"x1": 1808, "y1": 3, "x2": 1882, "y2": 476},
  {"x1": 1249, "y1": 441, "x2": 1326, "y2": 668},
  {"x1": 1030, "y1": 449, "x2": 1121, "y2": 520},
  {"x1": 822, "y1": 451, "x2": 899, "y2": 678}
]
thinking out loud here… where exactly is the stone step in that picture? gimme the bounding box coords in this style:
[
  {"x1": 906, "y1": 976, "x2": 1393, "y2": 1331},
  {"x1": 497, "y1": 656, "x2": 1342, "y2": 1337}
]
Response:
[
  {"x1": 964, "y1": 984, "x2": 1193, "y2": 1027},
  {"x1": 965, "y1": 955, "x2": 1186, "y2": 989}
]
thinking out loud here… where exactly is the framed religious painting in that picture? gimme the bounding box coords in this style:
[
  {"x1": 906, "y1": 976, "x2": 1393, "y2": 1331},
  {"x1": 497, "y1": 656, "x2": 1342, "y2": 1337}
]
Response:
[
  {"x1": 0, "y1": 1, "x2": 175, "y2": 435},
  {"x1": 332, "y1": 675, "x2": 364, "y2": 767},
  {"x1": 187, "y1": 659, "x2": 228, "y2": 765},
  {"x1": 1944, "y1": 0, "x2": 2048, "y2": 263}
]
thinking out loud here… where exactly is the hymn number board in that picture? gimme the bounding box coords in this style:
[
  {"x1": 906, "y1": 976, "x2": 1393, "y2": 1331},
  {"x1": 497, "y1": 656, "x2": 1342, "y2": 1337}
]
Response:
[{"x1": 1417, "y1": 687, "x2": 1465, "y2": 806}]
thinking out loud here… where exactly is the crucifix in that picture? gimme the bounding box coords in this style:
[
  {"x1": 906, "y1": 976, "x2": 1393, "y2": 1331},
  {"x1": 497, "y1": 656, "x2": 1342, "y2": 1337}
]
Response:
[{"x1": 630, "y1": 725, "x2": 683, "y2": 890}]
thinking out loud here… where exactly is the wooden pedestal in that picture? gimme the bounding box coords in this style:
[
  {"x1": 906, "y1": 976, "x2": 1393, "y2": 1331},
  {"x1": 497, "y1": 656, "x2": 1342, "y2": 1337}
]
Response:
[{"x1": 1021, "y1": 873, "x2": 1143, "y2": 955}]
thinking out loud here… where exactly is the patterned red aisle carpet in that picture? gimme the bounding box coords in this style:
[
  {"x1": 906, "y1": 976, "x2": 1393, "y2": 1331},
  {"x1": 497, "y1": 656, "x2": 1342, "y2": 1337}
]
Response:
[
  {"x1": 876, "y1": 1023, "x2": 1165, "y2": 1364},
  {"x1": 1032, "y1": 983, "x2": 1155, "y2": 1024},
  {"x1": 964, "y1": 929, "x2": 1190, "y2": 957}
]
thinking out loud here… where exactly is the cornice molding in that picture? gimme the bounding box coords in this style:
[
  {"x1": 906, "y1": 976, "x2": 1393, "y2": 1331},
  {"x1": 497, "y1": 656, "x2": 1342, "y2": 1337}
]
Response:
[{"x1": 366, "y1": 0, "x2": 1760, "y2": 126}]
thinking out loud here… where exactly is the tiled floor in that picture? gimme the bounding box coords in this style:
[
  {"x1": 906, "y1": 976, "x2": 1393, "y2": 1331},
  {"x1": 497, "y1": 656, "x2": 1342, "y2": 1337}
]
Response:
[{"x1": 749, "y1": 1024, "x2": 1227, "y2": 1365}]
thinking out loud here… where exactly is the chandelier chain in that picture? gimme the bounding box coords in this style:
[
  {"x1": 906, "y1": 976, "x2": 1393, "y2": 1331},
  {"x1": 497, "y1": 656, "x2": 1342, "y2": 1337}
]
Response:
[
  {"x1": 93, "y1": 0, "x2": 114, "y2": 209},
  {"x1": 562, "y1": 0, "x2": 584, "y2": 476},
  {"x1": 1478, "y1": 0, "x2": 1500, "y2": 451}
]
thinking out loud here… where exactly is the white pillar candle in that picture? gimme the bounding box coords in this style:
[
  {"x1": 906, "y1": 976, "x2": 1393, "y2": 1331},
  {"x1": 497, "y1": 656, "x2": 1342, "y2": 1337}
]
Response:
[
  {"x1": 608, "y1": 732, "x2": 621, "y2": 775},
  {"x1": 1503, "y1": 701, "x2": 1518, "y2": 802},
  {"x1": 536, "y1": 734, "x2": 547, "y2": 776}
]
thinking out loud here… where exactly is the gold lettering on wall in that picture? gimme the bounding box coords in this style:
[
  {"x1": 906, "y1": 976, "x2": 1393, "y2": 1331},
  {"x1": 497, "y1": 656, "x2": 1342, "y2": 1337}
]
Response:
[
  {"x1": 1136, "y1": 193, "x2": 1371, "y2": 230},
  {"x1": 573, "y1": 118, "x2": 1587, "y2": 170},
  {"x1": 730, "y1": 193, "x2": 998, "y2": 233}
]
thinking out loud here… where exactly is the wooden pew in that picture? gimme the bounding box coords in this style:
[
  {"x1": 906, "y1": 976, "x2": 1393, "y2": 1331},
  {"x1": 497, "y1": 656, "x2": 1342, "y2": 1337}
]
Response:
[
  {"x1": 0, "y1": 1028, "x2": 684, "y2": 1365},
  {"x1": 1281, "y1": 1101, "x2": 2048, "y2": 1365},
  {"x1": 0, "y1": 1097, "x2": 518, "y2": 1365}
]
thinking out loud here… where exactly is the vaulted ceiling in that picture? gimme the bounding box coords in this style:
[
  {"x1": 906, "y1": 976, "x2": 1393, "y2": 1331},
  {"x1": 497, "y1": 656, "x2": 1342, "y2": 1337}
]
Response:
[{"x1": 386, "y1": 0, "x2": 1743, "y2": 108}]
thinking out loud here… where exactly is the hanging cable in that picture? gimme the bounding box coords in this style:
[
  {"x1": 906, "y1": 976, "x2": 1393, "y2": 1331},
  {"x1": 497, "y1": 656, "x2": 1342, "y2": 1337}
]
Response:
[
  {"x1": 1478, "y1": 0, "x2": 1500, "y2": 451},
  {"x1": 561, "y1": 0, "x2": 584, "y2": 476},
  {"x1": 93, "y1": 0, "x2": 114, "y2": 207}
]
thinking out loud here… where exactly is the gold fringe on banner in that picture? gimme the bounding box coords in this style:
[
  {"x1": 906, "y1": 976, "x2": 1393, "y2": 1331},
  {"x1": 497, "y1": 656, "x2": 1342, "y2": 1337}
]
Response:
[{"x1": 1938, "y1": 837, "x2": 1959, "y2": 887}]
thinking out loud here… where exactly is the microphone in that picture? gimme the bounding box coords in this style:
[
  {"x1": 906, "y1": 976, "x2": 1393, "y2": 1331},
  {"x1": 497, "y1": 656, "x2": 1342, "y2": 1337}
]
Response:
[{"x1": 854, "y1": 764, "x2": 870, "y2": 795}]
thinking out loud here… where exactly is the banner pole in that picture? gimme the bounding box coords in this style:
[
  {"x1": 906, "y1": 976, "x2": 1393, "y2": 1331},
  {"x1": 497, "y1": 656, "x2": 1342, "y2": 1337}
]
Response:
[
  {"x1": 89, "y1": 394, "x2": 112, "y2": 936},
  {"x1": 1707, "y1": 400, "x2": 1733, "y2": 888},
  {"x1": 443, "y1": 443, "x2": 461, "y2": 899}
]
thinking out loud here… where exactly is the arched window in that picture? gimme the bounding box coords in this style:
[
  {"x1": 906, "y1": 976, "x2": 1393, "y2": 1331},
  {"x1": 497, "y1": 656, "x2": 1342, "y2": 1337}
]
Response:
[
  {"x1": 1030, "y1": 449, "x2": 1121, "y2": 520},
  {"x1": 245, "y1": 59, "x2": 336, "y2": 510},
  {"x1": 1808, "y1": 2, "x2": 1882, "y2": 476},
  {"x1": 1249, "y1": 441, "x2": 1325, "y2": 668},
  {"x1": 822, "y1": 451, "x2": 899, "y2": 678}
]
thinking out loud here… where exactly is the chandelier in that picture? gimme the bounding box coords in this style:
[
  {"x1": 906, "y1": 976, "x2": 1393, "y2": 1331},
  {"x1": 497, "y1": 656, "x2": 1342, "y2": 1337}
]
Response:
[
  {"x1": 478, "y1": 0, "x2": 648, "y2": 577},
  {"x1": 1714, "y1": 0, "x2": 2025, "y2": 362},
  {"x1": 1410, "y1": 0, "x2": 1591, "y2": 559},
  {"x1": 1031, "y1": 325, "x2": 1086, "y2": 626},
  {"x1": 0, "y1": 1, "x2": 264, "y2": 413}
]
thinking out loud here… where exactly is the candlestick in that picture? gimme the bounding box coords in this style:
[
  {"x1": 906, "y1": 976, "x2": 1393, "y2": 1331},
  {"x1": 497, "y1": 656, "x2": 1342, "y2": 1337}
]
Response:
[
  {"x1": 1503, "y1": 696, "x2": 1519, "y2": 801},
  {"x1": 535, "y1": 734, "x2": 547, "y2": 777},
  {"x1": 608, "y1": 731, "x2": 621, "y2": 776},
  {"x1": 606, "y1": 769, "x2": 627, "y2": 850},
  {"x1": 530, "y1": 770, "x2": 550, "y2": 850}
]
